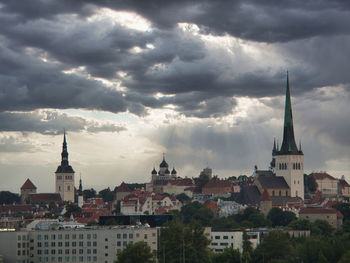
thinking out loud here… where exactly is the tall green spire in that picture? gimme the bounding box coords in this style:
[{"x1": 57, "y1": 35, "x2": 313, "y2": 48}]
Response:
[{"x1": 279, "y1": 72, "x2": 301, "y2": 155}]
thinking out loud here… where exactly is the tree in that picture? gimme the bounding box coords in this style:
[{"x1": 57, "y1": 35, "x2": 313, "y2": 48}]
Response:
[
  {"x1": 253, "y1": 230, "x2": 293, "y2": 262},
  {"x1": 211, "y1": 247, "x2": 241, "y2": 263},
  {"x1": 181, "y1": 202, "x2": 214, "y2": 226},
  {"x1": 338, "y1": 250, "x2": 350, "y2": 263},
  {"x1": 288, "y1": 219, "x2": 311, "y2": 230},
  {"x1": 194, "y1": 173, "x2": 210, "y2": 193},
  {"x1": 310, "y1": 220, "x2": 334, "y2": 236},
  {"x1": 267, "y1": 208, "x2": 296, "y2": 227},
  {"x1": 83, "y1": 188, "x2": 96, "y2": 199},
  {"x1": 304, "y1": 174, "x2": 317, "y2": 193},
  {"x1": 176, "y1": 193, "x2": 191, "y2": 203},
  {"x1": 64, "y1": 203, "x2": 82, "y2": 218},
  {"x1": 116, "y1": 241, "x2": 155, "y2": 263},
  {"x1": 0, "y1": 191, "x2": 20, "y2": 204},
  {"x1": 332, "y1": 202, "x2": 350, "y2": 221},
  {"x1": 158, "y1": 220, "x2": 210, "y2": 263},
  {"x1": 242, "y1": 231, "x2": 252, "y2": 263},
  {"x1": 99, "y1": 187, "x2": 114, "y2": 202}
]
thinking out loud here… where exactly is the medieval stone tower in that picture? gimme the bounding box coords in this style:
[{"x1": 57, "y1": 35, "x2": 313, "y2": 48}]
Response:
[{"x1": 55, "y1": 131, "x2": 75, "y2": 202}]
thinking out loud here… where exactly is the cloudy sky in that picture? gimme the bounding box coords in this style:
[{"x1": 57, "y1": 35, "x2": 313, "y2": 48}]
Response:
[{"x1": 1, "y1": 0, "x2": 350, "y2": 193}]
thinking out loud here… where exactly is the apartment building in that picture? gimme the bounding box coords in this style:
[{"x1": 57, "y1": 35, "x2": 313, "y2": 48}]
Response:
[{"x1": 0, "y1": 222, "x2": 158, "y2": 263}]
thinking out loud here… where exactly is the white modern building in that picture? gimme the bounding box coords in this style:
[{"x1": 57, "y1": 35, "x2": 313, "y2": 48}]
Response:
[{"x1": 0, "y1": 221, "x2": 158, "y2": 263}]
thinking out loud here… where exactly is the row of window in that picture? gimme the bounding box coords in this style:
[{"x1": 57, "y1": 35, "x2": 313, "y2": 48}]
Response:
[
  {"x1": 37, "y1": 256, "x2": 97, "y2": 262},
  {"x1": 56, "y1": 176, "x2": 73, "y2": 180},
  {"x1": 37, "y1": 241, "x2": 98, "y2": 247},
  {"x1": 211, "y1": 242, "x2": 230, "y2": 246},
  {"x1": 37, "y1": 248, "x2": 97, "y2": 255},
  {"x1": 278, "y1": 162, "x2": 302, "y2": 170},
  {"x1": 37, "y1": 233, "x2": 98, "y2": 240}
]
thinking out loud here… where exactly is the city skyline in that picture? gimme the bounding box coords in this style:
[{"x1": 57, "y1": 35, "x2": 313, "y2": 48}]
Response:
[{"x1": 0, "y1": 1, "x2": 350, "y2": 192}]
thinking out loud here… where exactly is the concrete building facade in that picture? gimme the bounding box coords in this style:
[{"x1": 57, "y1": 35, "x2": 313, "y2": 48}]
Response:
[{"x1": 0, "y1": 224, "x2": 158, "y2": 263}]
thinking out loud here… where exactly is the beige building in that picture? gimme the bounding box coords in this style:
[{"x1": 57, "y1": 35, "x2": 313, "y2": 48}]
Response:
[
  {"x1": 299, "y1": 208, "x2": 343, "y2": 229},
  {"x1": 205, "y1": 228, "x2": 261, "y2": 253},
  {"x1": 55, "y1": 132, "x2": 75, "y2": 202},
  {"x1": 310, "y1": 172, "x2": 338, "y2": 197},
  {"x1": 0, "y1": 222, "x2": 158, "y2": 263}
]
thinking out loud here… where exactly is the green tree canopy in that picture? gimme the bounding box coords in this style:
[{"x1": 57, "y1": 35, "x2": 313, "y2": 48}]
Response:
[
  {"x1": 253, "y1": 230, "x2": 293, "y2": 262},
  {"x1": 181, "y1": 202, "x2": 214, "y2": 226},
  {"x1": 83, "y1": 188, "x2": 96, "y2": 199},
  {"x1": 267, "y1": 208, "x2": 296, "y2": 227},
  {"x1": 116, "y1": 241, "x2": 155, "y2": 263},
  {"x1": 332, "y1": 202, "x2": 350, "y2": 221},
  {"x1": 159, "y1": 220, "x2": 210, "y2": 263},
  {"x1": 288, "y1": 219, "x2": 311, "y2": 230},
  {"x1": 0, "y1": 191, "x2": 20, "y2": 204},
  {"x1": 310, "y1": 220, "x2": 334, "y2": 236},
  {"x1": 304, "y1": 174, "x2": 317, "y2": 193},
  {"x1": 99, "y1": 187, "x2": 114, "y2": 202},
  {"x1": 211, "y1": 247, "x2": 241, "y2": 263}
]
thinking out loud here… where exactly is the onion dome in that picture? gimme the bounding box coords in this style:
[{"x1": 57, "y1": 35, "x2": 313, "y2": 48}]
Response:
[
  {"x1": 152, "y1": 168, "x2": 157, "y2": 175},
  {"x1": 160, "y1": 154, "x2": 169, "y2": 168},
  {"x1": 165, "y1": 168, "x2": 170, "y2": 174},
  {"x1": 171, "y1": 167, "x2": 177, "y2": 175}
]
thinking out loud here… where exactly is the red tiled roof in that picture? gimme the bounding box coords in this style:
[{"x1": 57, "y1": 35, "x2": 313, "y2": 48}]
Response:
[
  {"x1": 204, "y1": 200, "x2": 218, "y2": 209},
  {"x1": 26, "y1": 193, "x2": 61, "y2": 202},
  {"x1": 260, "y1": 189, "x2": 271, "y2": 201},
  {"x1": 337, "y1": 211, "x2": 344, "y2": 218},
  {"x1": 21, "y1": 179, "x2": 37, "y2": 190},
  {"x1": 0, "y1": 204, "x2": 32, "y2": 214},
  {"x1": 169, "y1": 178, "x2": 194, "y2": 186},
  {"x1": 203, "y1": 180, "x2": 233, "y2": 188},
  {"x1": 310, "y1": 172, "x2": 337, "y2": 181},
  {"x1": 117, "y1": 182, "x2": 131, "y2": 193},
  {"x1": 300, "y1": 208, "x2": 337, "y2": 214}
]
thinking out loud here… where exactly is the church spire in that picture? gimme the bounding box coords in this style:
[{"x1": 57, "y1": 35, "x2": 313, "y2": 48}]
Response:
[
  {"x1": 61, "y1": 130, "x2": 69, "y2": 166},
  {"x1": 56, "y1": 130, "x2": 75, "y2": 173},
  {"x1": 279, "y1": 72, "x2": 300, "y2": 155}
]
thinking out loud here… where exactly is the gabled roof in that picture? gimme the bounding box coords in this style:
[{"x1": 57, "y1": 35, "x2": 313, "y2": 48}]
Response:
[
  {"x1": 231, "y1": 185, "x2": 260, "y2": 206},
  {"x1": 169, "y1": 178, "x2": 194, "y2": 186},
  {"x1": 300, "y1": 208, "x2": 338, "y2": 215},
  {"x1": 257, "y1": 176, "x2": 289, "y2": 189},
  {"x1": 203, "y1": 180, "x2": 233, "y2": 188},
  {"x1": 339, "y1": 179, "x2": 350, "y2": 188},
  {"x1": 117, "y1": 182, "x2": 131, "y2": 193},
  {"x1": 21, "y1": 179, "x2": 37, "y2": 190},
  {"x1": 310, "y1": 172, "x2": 337, "y2": 181}
]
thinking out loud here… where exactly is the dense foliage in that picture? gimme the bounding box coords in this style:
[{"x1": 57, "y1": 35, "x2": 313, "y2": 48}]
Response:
[
  {"x1": 116, "y1": 241, "x2": 155, "y2": 263},
  {"x1": 0, "y1": 191, "x2": 20, "y2": 204}
]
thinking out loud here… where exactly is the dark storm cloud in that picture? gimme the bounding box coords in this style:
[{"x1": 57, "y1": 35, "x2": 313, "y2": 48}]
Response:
[
  {"x1": 0, "y1": 0, "x2": 350, "y2": 120},
  {"x1": 5, "y1": 0, "x2": 350, "y2": 42},
  {"x1": 0, "y1": 111, "x2": 125, "y2": 135}
]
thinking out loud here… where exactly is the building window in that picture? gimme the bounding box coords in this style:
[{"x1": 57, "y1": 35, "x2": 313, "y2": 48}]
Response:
[
  {"x1": 67, "y1": 186, "x2": 71, "y2": 191},
  {"x1": 272, "y1": 190, "x2": 275, "y2": 196},
  {"x1": 279, "y1": 190, "x2": 281, "y2": 196}
]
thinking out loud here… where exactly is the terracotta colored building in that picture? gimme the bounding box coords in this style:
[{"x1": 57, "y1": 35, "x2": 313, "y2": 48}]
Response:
[{"x1": 202, "y1": 180, "x2": 233, "y2": 195}]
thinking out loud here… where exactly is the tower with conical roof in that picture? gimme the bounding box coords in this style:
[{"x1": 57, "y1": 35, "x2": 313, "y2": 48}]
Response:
[
  {"x1": 274, "y1": 73, "x2": 304, "y2": 199},
  {"x1": 55, "y1": 131, "x2": 75, "y2": 202}
]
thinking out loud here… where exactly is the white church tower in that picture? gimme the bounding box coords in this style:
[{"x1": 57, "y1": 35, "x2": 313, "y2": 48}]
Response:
[
  {"x1": 55, "y1": 131, "x2": 75, "y2": 202},
  {"x1": 273, "y1": 73, "x2": 304, "y2": 199}
]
